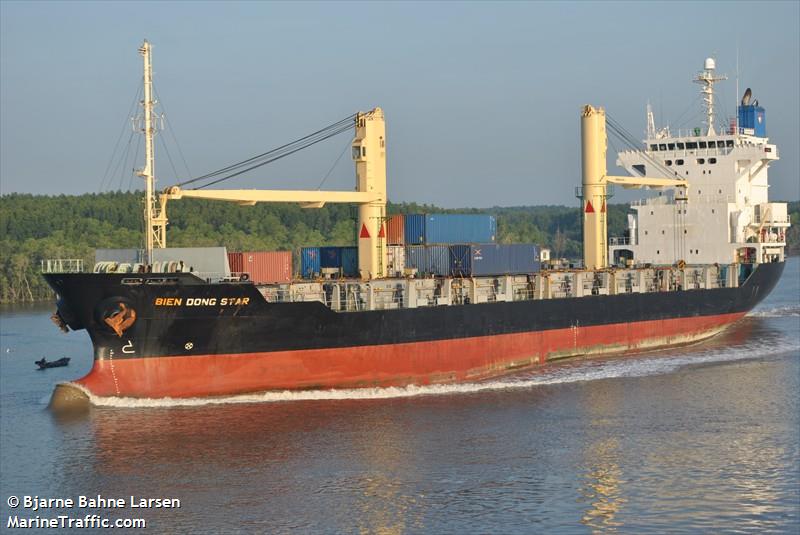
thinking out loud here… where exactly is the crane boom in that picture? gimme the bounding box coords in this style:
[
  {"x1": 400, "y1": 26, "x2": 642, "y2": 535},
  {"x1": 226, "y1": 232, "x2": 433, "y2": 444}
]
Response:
[
  {"x1": 158, "y1": 107, "x2": 388, "y2": 279},
  {"x1": 162, "y1": 187, "x2": 381, "y2": 207}
]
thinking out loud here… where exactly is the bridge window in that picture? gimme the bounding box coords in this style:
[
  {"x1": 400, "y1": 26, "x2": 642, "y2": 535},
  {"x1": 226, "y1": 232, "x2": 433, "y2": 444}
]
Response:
[
  {"x1": 650, "y1": 144, "x2": 658, "y2": 151},
  {"x1": 659, "y1": 144, "x2": 667, "y2": 150},
  {"x1": 668, "y1": 143, "x2": 675, "y2": 150},
  {"x1": 699, "y1": 141, "x2": 707, "y2": 148},
  {"x1": 726, "y1": 140, "x2": 734, "y2": 147},
  {"x1": 686, "y1": 142, "x2": 698, "y2": 149},
  {"x1": 677, "y1": 142, "x2": 685, "y2": 149}
]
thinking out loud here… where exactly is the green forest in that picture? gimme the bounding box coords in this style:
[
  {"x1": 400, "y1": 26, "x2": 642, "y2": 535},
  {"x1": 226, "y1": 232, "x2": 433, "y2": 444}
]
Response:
[{"x1": 1, "y1": 192, "x2": 798, "y2": 303}]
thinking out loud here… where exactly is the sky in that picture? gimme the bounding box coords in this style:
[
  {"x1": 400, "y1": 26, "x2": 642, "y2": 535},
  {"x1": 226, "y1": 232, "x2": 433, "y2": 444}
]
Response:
[{"x1": 1, "y1": 1, "x2": 798, "y2": 207}]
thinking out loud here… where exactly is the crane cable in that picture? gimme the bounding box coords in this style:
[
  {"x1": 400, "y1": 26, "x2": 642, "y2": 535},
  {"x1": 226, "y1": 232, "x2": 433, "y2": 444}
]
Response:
[
  {"x1": 605, "y1": 113, "x2": 678, "y2": 179},
  {"x1": 176, "y1": 113, "x2": 357, "y2": 190}
]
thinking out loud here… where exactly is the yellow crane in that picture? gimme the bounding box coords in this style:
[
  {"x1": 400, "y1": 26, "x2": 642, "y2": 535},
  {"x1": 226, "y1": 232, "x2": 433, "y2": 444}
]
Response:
[
  {"x1": 136, "y1": 41, "x2": 388, "y2": 280},
  {"x1": 580, "y1": 105, "x2": 688, "y2": 270},
  {"x1": 157, "y1": 108, "x2": 389, "y2": 280}
]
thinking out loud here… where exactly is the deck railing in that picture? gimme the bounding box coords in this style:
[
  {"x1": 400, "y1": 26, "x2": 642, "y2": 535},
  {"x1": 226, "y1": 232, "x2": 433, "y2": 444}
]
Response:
[{"x1": 41, "y1": 259, "x2": 84, "y2": 273}]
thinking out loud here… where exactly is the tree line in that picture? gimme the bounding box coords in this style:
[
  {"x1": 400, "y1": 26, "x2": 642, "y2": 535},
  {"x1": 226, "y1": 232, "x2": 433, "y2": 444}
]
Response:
[{"x1": 1, "y1": 191, "x2": 798, "y2": 303}]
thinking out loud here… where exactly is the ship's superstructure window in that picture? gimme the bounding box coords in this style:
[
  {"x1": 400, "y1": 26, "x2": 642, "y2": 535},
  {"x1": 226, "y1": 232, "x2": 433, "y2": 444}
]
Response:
[
  {"x1": 659, "y1": 144, "x2": 667, "y2": 150},
  {"x1": 676, "y1": 159, "x2": 684, "y2": 165},
  {"x1": 650, "y1": 144, "x2": 658, "y2": 151},
  {"x1": 668, "y1": 143, "x2": 675, "y2": 150},
  {"x1": 697, "y1": 158, "x2": 705, "y2": 164},
  {"x1": 709, "y1": 158, "x2": 717, "y2": 164},
  {"x1": 677, "y1": 142, "x2": 685, "y2": 149},
  {"x1": 699, "y1": 141, "x2": 707, "y2": 148},
  {"x1": 687, "y1": 142, "x2": 698, "y2": 149},
  {"x1": 666, "y1": 160, "x2": 673, "y2": 166},
  {"x1": 726, "y1": 140, "x2": 733, "y2": 147}
]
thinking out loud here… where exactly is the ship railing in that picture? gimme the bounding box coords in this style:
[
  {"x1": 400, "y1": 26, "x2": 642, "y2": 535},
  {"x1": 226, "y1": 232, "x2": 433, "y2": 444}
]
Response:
[
  {"x1": 609, "y1": 236, "x2": 630, "y2": 246},
  {"x1": 41, "y1": 259, "x2": 84, "y2": 273}
]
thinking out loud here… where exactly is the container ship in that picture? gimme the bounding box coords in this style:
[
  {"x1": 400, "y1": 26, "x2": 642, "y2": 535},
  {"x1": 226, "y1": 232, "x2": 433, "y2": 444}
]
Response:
[{"x1": 44, "y1": 45, "x2": 789, "y2": 406}]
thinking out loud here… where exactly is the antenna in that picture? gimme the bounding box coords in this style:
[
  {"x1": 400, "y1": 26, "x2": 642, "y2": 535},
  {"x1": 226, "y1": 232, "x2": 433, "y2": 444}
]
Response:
[
  {"x1": 693, "y1": 57, "x2": 727, "y2": 136},
  {"x1": 736, "y1": 43, "x2": 740, "y2": 135}
]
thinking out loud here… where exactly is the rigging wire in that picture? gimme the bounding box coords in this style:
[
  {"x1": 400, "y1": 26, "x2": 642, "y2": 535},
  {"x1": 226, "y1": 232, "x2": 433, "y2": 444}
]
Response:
[
  {"x1": 606, "y1": 114, "x2": 677, "y2": 179},
  {"x1": 99, "y1": 81, "x2": 142, "y2": 191},
  {"x1": 158, "y1": 128, "x2": 180, "y2": 183},
  {"x1": 153, "y1": 85, "x2": 193, "y2": 178},
  {"x1": 194, "y1": 120, "x2": 356, "y2": 190},
  {"x1": 109, "y1": 130, "x2": 135, "y2": 191},
  {"x1": 126, "y1": 131, "x2": 143, "y2": 192},
  {"x1": 317, "y1": 137, "x2": 353, "y2": 190},
  {"x1": 669, "y1": 94, "x2": 702, "y2": 134},
  {"x1": 177, "y1": 113, "x2": 357, "y2": 189}
]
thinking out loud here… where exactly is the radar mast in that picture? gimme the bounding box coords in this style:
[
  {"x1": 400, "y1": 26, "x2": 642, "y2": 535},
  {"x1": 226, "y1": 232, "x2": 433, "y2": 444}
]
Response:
[{"x1": 693, "y1": 57, "x2": 727, "y2": 136}]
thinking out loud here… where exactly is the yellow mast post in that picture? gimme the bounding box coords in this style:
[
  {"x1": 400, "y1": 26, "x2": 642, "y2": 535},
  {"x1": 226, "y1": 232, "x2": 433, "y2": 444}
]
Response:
[
  {"x1": 581, "y1": 105, "x2": 609, "y2": 271},
  {"x1": 138, "y1": 40, "x2": 167, "y2": 264},
  {"x1": 352, "y1": 108, "x2": 388, "y2": 279}
]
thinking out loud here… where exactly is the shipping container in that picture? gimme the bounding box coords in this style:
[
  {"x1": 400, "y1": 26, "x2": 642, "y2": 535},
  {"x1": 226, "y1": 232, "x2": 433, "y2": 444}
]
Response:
[
  {"x1": 387, "y1": 245, "x2": 405, "y2": 276},
  {"x1": 387, "y1": 214, "x2": 405, "y2": 245},
  {"x1": 320, "y1": 246, "x2": 342, "y2": 268},
  {"x1": 404, "y1": 245, "x2": 450, "y2": 276},
  {"x1": 301, "y1": 247, "x2": 321, "y2": 278},
  {"x1": 227, "y1": 252, "x2": 244, "y2": 273},
  {"x1": 425, "y1": 214, "x2": 496, "y2": 244},
  {"x1": 341, "y1": 246, "x2": 358, "y2": 277},
  {"x1": 404, "y1": 214, "x2": 426, "y2": 245},
  {"x1": 240, "y1": 251, "x2": 292, "y2": 283},
  {"x1": 450, "y1": 244, "x2": 540, "y2": 276}
]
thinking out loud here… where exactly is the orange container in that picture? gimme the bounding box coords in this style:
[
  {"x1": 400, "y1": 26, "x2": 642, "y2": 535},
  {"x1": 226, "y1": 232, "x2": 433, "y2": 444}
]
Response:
[
  {"x1": 231, "y1": 251, "x2": 292, "y2": 283},
  {"x1": 387, "y1": 214, "x2": 405, "y2": 245}
]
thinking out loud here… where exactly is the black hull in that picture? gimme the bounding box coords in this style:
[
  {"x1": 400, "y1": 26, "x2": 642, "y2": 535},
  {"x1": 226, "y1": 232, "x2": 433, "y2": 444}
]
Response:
[{"x1": 44, "y1": 262, "x2": 784, "y2": 362}]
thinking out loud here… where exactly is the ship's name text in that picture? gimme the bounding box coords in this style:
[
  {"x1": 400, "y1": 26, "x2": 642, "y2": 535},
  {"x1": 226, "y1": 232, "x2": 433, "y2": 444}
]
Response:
[{"x1": 154, "y1": 297, "x2": 250, "y2": 307}]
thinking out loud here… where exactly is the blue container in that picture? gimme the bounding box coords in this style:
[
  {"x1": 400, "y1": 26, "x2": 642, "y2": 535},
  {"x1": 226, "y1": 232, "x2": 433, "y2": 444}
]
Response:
[
  {"x1": 405, "y1": 245, "x2": 450, "y2": 276},
  {"x1": 320, "y1": 246, "x2": 342, "y2": 268},
  {"x1": 450, "y1": 244, "x2": 540, "y2": 276},
  {"x1": 738, "y1": 105, "x2": 766, "y2": 137},
  {"x1": 404, "y1": 214, "x2": 426, "y2": 245},
  {"x1": 425, "y1": 214, "x2": 496, "y2": 244},
  {"x1": 300, "y1": 247, "x2": 321, "y2": 278},
  {"x1": 341, "y1": 246, "x2": 358, "y2": 277}
]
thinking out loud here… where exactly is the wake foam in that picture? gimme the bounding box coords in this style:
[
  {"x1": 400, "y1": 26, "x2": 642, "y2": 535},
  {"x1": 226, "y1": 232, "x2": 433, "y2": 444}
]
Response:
[
  {"x1": 86, "y1": 336, "x2": 799, "y2": 409},
  {"x1": 748, "y1": 305, "x2": 800, "y2": 318}
]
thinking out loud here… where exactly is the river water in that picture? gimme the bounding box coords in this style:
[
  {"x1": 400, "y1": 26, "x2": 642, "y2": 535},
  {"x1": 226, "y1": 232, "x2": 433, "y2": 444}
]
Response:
[{"x1": 1, "y1": 258, "x2": 798, "y2": 534}]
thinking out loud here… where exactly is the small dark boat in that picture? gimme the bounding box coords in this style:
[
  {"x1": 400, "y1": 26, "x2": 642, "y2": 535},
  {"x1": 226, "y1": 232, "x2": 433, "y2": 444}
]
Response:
[{"x1": 36, "y1": 357, "x2": 70, "y2": 370}]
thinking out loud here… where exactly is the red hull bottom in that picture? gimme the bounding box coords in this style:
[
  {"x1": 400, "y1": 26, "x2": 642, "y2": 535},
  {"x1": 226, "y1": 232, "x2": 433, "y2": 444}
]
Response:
[{"x1": 66, "y1": 313, "x2": 745, "y2": 399}]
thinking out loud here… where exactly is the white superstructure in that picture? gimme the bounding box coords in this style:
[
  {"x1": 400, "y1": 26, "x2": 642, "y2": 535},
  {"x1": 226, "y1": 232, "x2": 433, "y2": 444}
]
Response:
[{"x1": 610, "y1": 58, "x2": 790, "y2": 267}]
